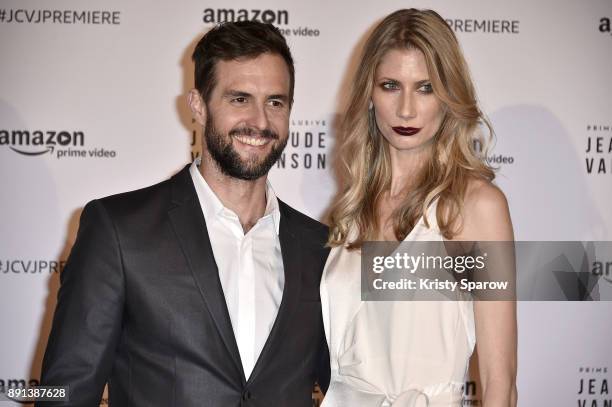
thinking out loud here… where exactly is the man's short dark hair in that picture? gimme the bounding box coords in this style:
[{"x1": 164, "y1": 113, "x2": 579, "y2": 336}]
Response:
[{"x1": 192, "y1": 21, "x2": 295, "y2": 105}]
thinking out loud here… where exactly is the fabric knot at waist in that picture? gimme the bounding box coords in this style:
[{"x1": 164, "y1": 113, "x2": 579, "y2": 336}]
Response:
[
  {"x1": 380, "y1": 388, "x2": 429, "y2": 407},
  {"x1": 326, "y1": 380, "x2": 462, "y2": 407}
]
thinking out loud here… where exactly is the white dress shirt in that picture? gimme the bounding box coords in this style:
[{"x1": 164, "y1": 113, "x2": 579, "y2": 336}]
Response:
[{"x1": 189, "y1": 159, "x2": 284, "y2": 379}]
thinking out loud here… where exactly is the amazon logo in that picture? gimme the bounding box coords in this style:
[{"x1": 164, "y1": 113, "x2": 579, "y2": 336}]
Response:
[
  {"x1": 592, "y1": 261, "x2": 612, "y2": 284},
  {"x1": 0, "y1": 129, "x2": 84, "y2": 156}
]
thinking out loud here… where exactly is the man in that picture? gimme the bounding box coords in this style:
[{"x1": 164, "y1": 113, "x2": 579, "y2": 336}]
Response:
[{"x1": 38, "y1": 21, "x2": 330, "y2": 406}]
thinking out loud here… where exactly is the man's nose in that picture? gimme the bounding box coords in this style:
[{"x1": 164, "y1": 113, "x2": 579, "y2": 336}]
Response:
[{"x1": 247, "y1": 104, "x2": 270, "y2": 131}]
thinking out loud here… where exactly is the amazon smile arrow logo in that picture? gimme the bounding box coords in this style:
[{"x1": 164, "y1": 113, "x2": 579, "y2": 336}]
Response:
[{"x1": 9, "y1": 145, "x2": 54, "y2": 156}]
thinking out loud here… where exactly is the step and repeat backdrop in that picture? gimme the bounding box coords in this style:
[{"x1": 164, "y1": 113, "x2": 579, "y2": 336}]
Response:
[{"x1": 1, "y1": 0, "x2": 611, "y2": 405}]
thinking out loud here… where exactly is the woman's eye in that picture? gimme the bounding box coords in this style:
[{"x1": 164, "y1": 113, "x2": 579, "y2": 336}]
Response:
[
  {"x1": 418, "y1": 83, "x2": 434, "y2": 94},
  {"x1": 381, "y1": 81, "x2": 399, "y2": 90}
]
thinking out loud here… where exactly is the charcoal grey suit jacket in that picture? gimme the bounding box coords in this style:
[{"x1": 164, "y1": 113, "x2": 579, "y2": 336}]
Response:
[{"x1": 38, "y1": 165, "x2": 330, "y2": 406}]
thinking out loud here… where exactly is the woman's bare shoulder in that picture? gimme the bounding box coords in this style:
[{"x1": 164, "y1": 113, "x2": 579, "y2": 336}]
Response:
[{"x1": 455, "y1": 178, "x2": 513, "y2": 241}]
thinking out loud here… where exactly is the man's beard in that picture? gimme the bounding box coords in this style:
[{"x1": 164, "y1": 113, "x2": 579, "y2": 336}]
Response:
[{"x1": 204, "y1": 113, "x2": 287, "y2": 181}]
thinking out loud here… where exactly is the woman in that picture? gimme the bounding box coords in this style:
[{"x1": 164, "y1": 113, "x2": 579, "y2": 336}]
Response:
[{"x1": 321, "y1": 9, "x2": 517, "y2": 407}]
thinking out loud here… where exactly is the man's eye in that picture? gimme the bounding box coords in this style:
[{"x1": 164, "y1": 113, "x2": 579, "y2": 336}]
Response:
[
  {"x1": 232, "y1": 97, "x2": 247, "y2": 103},
  {"x1": 269, "y1": 100, "x2": 284, "y2": 108}
]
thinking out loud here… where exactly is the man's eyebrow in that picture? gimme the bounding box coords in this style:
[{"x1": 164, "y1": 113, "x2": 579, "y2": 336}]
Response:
[
  {"x1": 268, "y1": 94, "x2": 289, "y2": 102},
  {"x1": 224, "y1": 90, "x2": 252, "y2": 98}
]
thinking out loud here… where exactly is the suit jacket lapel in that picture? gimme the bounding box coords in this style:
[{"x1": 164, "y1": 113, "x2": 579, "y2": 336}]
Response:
[
  {"x1": 167, "y1": 166, "x2": 246, "y2": 383},
  {"x1": 247, "y1": 201, "x2": 303, "y2": 384}
]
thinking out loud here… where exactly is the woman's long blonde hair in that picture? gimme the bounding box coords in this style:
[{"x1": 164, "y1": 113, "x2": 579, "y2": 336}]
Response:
[{"x1": 328, "y1": 8, "x2": 495, "y2": 248}]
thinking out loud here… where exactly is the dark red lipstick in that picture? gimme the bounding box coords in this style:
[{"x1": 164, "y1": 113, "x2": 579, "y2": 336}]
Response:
[{"x1": 392, "y1": 126, "x2": 421, "y2": 136}]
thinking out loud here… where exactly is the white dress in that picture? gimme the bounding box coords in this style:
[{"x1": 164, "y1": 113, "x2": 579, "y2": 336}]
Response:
[{"x1": 320, "y1": 201, "x2": 475, "y2": 407}]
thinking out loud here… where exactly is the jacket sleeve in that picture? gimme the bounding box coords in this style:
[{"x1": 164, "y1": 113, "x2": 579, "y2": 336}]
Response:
[{"x1": 37, "y1": 199, "x2": 125, "y2": 406}]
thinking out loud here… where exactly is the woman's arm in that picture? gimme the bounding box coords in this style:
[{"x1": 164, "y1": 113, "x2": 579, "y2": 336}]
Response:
[{"x1": 456, "y1": 180, "x2": 518, "y2": 407}]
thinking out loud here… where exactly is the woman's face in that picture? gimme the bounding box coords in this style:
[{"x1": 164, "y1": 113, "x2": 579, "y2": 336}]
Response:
[{"x1": 371, "y1": 48, "x2": 444, "y2": 153}]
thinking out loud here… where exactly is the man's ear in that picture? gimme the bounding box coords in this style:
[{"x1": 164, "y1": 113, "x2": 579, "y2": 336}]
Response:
[{"x1": 188, "y1": 89, "x2": 206, "y2": 126}]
